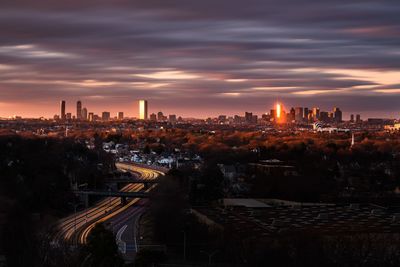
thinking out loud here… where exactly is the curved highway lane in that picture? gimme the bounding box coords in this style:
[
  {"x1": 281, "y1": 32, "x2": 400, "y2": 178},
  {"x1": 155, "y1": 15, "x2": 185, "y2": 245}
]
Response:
[{"x1": 54, "y1": 163, "x2": 164, "y2": 246}]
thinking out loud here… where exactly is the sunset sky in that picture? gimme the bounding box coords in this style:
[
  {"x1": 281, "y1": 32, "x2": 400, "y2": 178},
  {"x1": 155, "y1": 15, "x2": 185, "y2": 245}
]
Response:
[{"x1": 1, "y1": 0, "x2": 400, "y2": 118}]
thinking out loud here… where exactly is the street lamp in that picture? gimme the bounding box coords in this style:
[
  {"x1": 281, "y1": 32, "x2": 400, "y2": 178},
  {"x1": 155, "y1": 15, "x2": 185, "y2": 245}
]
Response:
[
  {"x1": 182, "y1": 231, "x2": 186, "y2": 261},
  {"x1": 200, "y1": 250, "x2": 219, "y2": 266}
]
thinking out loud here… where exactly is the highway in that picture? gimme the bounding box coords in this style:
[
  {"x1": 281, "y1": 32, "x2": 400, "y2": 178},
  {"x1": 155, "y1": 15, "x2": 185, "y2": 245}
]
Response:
[{"x1": 54, "y1": 163, "x2": 165, "y2": 247}]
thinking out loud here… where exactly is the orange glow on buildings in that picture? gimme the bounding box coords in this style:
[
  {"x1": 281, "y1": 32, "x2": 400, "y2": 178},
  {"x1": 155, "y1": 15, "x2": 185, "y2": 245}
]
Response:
[{"x1": 276, "y1": 103, "x2": 282, "y2": 119}]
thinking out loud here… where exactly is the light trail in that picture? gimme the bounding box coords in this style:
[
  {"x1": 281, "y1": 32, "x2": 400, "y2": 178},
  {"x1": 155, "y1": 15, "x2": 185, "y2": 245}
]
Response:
[{"x1": 54, "y1": 163, "x2": 164, "y2": 245}]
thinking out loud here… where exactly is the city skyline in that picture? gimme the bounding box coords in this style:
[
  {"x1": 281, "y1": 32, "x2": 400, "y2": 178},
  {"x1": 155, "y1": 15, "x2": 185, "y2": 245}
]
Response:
[
  {"x1": 52, "y1": 99, "x2": 354, "y2": 123},
  {"x1": 2, "y1": 2, "x2": 400, "y2": 266},
  {"x1": 1, "y1": 0, "x2": 400, "y2": 118},
  {"x1": 0, "y1": 98, "x2": 373, "y2": 121}
]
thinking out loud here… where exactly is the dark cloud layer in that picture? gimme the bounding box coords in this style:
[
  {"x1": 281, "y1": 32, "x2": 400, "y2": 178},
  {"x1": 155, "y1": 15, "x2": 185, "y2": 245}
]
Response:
[{"x1": 0, "y1": 0, "x2": 400, "y2": 118}]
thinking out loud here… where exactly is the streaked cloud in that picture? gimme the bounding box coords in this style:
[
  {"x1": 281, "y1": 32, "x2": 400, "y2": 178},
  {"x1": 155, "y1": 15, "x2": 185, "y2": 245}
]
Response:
[{"x1": 0, "y1": 0, "x2": 399, "y2": 117}]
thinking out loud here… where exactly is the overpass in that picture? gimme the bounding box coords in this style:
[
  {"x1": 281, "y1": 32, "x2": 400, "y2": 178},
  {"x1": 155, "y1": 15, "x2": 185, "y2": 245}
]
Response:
[
  {"x1": 105, "y1": 178, "x2": 160, "y2": 184},
  {"x1": 74, "y1": 190, "x2": 150, "y2": 207},
  {"x1": 74, "y1": 190, "x2": 150, "y2": 198},
  {"x1": 104, "y1": 178, "x2": 160, "y2": 192}
]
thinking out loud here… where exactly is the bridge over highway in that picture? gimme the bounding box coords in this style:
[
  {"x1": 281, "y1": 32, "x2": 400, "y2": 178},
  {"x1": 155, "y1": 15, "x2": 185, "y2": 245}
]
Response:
[
  {"x1": 54, "y1": 163, "x2": 165, "y2": 249},
  {"x1": 105, "y1": 178, "x2": 160, "y2": 184},
  {"x1": 74, "y1": 190, "x2": 150, "y2": 207}
]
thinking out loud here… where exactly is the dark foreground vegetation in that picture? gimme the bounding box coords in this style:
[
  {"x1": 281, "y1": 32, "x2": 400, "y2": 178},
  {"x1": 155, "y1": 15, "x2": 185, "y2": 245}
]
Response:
[
  {"x1": 144, "y1": 170, "x2": 400, "y2": 267},
  {"x1": 2, "y1": 129, "x2": 400, "y2": 266},
  {"x1": 0, "y1": 136, "x2": 115, "y2": 267}
]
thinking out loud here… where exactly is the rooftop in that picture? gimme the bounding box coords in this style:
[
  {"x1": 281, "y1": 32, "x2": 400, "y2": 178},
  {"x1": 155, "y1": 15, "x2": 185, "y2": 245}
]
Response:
[{"x1": 194, "y1": 201, "x2": 400, "y2": 241}]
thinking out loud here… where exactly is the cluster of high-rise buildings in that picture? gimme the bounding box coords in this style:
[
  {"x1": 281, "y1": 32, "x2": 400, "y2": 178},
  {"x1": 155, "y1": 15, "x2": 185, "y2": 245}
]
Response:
[
  {"x1": 213, "y1": 104, "x2": 361, "y2": 125},
  {"x1": 56, "y1": 99, "x2": 360, "y2": 125},
  {"x1": 138, "y1": 99, "x2": 181, "y2": 122},
  {"x1": 56, "y1": 99, "x2": 179, "y2": 123},
  {"x1": 57, "y1": 100, "x2": 124, "y2": 122},
  {"x1": 266, "y1": 105, "x2": 347, "y2": 124}
]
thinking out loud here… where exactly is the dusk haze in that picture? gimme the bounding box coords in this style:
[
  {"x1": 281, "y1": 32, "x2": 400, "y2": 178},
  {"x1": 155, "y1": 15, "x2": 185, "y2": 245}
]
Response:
[
  {"x1": 1, "y1": 1, "x2": 400, "y2": 267},
  {"x1": 0, "y1": 0, "x2": 400, "y2": 119}
]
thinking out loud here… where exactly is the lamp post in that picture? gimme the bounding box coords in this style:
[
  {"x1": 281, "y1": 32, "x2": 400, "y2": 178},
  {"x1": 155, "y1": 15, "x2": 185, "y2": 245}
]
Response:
[
  {"x1": 200, "y1": 250, "x2": 219, "y2": 266},
  {"x1": 183, "y1": 231, "x2": 186, "y2": 261}
]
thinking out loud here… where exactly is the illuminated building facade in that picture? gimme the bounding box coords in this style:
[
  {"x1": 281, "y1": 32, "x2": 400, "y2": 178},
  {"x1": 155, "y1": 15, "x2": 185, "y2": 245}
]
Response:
[{"x1": 139, "y1": 100, "x2": 148, "y2": 120}]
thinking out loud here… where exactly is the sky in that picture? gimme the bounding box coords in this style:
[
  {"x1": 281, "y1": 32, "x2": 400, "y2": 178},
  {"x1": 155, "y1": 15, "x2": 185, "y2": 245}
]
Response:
[{"x1": 0, "y1": 0, "x2": 400, "y2": 119}]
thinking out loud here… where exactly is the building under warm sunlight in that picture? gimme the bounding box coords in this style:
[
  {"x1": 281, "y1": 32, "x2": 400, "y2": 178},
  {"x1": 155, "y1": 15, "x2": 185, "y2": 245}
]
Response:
[{"x1": 139, "y1": 100, "x2": 148, "y2": 120}]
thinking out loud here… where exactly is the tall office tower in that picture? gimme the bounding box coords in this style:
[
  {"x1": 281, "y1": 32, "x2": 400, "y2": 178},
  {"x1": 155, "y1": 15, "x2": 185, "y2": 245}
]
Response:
[
  {"x1": 118, "y1": 112, "x2": 124, "y2": 120},
  {"x1": 276, "y1": 103, "x2": 282, "y2": 119},
  {"x1": 76, "y1": 100, "x2": 82, "y2": 120},
  {"x1": 333, "y1": 107, "x2": 342, "y2": 123},
  {"x1": 356, "y1": 114, "x2": 361, "y2": 123},
  {"x1": 169, "y1": 114, "x2": 177, "y2": 122},
  {"x1": 88, "y1": 112, "x2": 94, "y2": 122},
  {"x1": 157, "y1": 111, "x2": 164, "y2": 121},
  {"x1": 270, "y1": 109, "x2": 276, "y2": 120},
  {"x1": 252, "y1": 115, "x2": 258, "y2": 124},
  {"x1": 60, "y1": 100, "x2": 66, "y2": 120},
  {"x1": 139, "y1": 100, "x2": 148, "y2": 120},
  {"x1": 150, "y1": 113, "x2": 157, "y2": 121},
  {"x1": 102, "y1": 112, "x2": 110, "y2": 121},
  {"x1": 303, "y1": 107, "x2": 309, "y2": 122},
  {"x1": 245, "y1": 112, "x2": 253, "y2": 123},
  {"x1": 218, "y1": 115, "x2": 226, "y2": 123},
  {"x1": 295, "y1": 107, "x2": 303, "y2": 122},
  {"x1": 288, "y1": 107, "x2": 295, "y2": 122},
  {"x1": 234, "y1": 115, "x2": 242, "y2": 123},
  {"x1": 350, "y1": 114, "x2": 354, "y2": 122},
  {"x1": 82, "y1": 108, "x2": 88, "y2": 121},
  {"x1": 312, "y1": 107, "x2": 320, "y2": 120},
  {"x1": 320, "y1": 111, "x2": 330, "y2": 123}
]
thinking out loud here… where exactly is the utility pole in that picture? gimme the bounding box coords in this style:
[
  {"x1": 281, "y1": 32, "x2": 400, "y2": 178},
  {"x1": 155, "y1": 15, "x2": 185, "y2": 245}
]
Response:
[
  {"x1": 183, "y1": 231, "x2": 186, "y2": 261},
  {"x1": 201, "y1": 250, "x2": 219, "y2": 266}
]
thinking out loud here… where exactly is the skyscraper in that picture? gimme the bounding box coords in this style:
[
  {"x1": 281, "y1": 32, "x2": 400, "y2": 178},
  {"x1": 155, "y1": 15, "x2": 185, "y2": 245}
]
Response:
[
  {"x1": 118, "y1": 112, "x2": 124, "y2": 120},
  {"x1": 60, "y1": 100, "x2": 66, "y2": 120},
  {"x1": 333, "y1": 107, "x2": 342, "y2": 123},
  {"x1": 320, "y1": 111, "x2": 330, "y2": 123},
  {"x1": 295, "y1": 107, "x2": 303, "y2": 122},
  {"x1": 245, "y1": 112, "x2": 253, "y2": 123},
  {"x1": 312, "y1": 107, "x2": 320, "y2": 120},
  {"x1": 157, "y1": 111, "x2": 164, "y2": 121},
  {"x1": 139, "y1": 100, "x2": 148, "y2": 120},
  {"x1": 150, "y1": 113, "x2": 157, "y2": 121},
  {"x1": 169, "y1": 114, "x2": 177, "y2": 122},
  {"x1": 270, "y1": 109, "x2": 276, "y2": 120},
  {"x1": 82, "y1": 108, "x2": 88, "y2": 121},
  {"x1": 303, "y1": 107, "x2": 309, "y2": 122},
  {"x1": 76, "y1": 101, "x2": 82, "y2": 120},
  {"x1": 288, "y1": 108, "x2": 295, "y2": 122},
  {"x1": 88, "y1": 112, "x2": 94, "y2": 122},
  {"x1": 276, "y1": 103, "x2": 282, "y2": 119},
  {"x1": 356, "y1": 114, "x2": 361, "y2": 123},
  {"x1": 102, "y1": 111, "x2": 110, "y2": 121}
]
